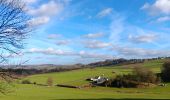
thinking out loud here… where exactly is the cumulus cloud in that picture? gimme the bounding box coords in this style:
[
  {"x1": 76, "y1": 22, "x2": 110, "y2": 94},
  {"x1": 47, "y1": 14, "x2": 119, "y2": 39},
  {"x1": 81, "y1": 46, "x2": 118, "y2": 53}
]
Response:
[
  {"x1": 27, "y1": 48, "x2": 114, "y2": 59},
  {"x1": 128, "y1": 34, "x2": 158, "y2": 43},
  {"x1": 27, "y1": 0, "x2": 67, "y2": 27},
  {"x1": 142, "y1": 0, "x2": 170, "y2": 15},
  {"x1": 28, "y1": 1, "x2": 63, "y2": 16},
  {"x1": 112, "y1": 46, "x2": 170, "y2": 58},
  {"x1": 97, "y1": 8, "x2": 112, "y2": 17},
  {"x1": 28, "y1": 16, "x2": 50, "y2": 26},
  {"x1": 83, "y1": 40, "x2": 111, "y2": 49},
  {"x1": 84, "y1": 32, "x2": 105, "y2": 38},
  {"x1": 27, "y1": 48, "x2": 72, "y2": 55},
  {"x1": 79, "y1": 50, "x2": 113, "y2": 59}
]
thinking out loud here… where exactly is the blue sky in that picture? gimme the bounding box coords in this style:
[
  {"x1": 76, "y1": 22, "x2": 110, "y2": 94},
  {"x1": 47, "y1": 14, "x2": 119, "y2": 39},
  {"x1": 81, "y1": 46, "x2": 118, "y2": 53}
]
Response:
[{"x1": 7, "y1": 0, "x2": 170, "y2": 65}]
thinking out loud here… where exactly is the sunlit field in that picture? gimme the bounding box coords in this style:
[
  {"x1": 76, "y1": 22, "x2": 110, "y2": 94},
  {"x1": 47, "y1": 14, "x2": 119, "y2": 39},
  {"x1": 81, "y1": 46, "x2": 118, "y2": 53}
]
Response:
[
  {"x1": 0, "y1": 60, "x2": 170, "y2": 100},
  {"x1": 0, "y1": 0, "x2": 170, "y2": 100}
]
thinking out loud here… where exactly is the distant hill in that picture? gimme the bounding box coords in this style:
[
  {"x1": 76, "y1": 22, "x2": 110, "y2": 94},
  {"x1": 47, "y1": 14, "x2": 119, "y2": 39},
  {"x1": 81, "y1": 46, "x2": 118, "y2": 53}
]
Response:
[
  {"x1": 0, "y1": 57, "x2": 169, "y2": 69},
  {"x1": 87, "y1": 57, "x2": 170, "y2": 67},
  {"x1": 0, "y1": 63, "x2": 85, "y2": 70}
]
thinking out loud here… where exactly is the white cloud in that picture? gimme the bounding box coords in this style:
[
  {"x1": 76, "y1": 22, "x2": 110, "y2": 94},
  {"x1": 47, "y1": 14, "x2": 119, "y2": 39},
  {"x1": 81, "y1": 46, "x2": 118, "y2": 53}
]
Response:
[
  {"x1": 56, "y1": 40, "x2": 70, "y2": 45},
  {"x1": 108, "y1": 11, "x2": 162, "y2": 46},
  {"x1": 128, "y1": 34, "x2": 157, "y2": 43},
  {"x1": 156, "y1": 16, "x2": 170, "y2": 22},
  {"x1": 27, "y1": 0, "x2": 67, "y2": 27},
  {"x1": 141, "y1": 3, "x2": 150, "y2": 10},
  {"x1": 28, "y1": 1, "x2": 63, "y2": 16},
  {"x1": 79, "y1": 50, "x2": 113, "y2": 59},
  {"x1": 84, "y1": 32, "x2": 105, "y2": 38},
  {"x1": 97, "y1": 8, "x2": 112, "y2": 17},
  {"x1": 112, "y1": 46, "x2": 170, "y2": 58},
  {"x1": 83, "y1": 40, "x2": 111, "y2": 49},
  {"x1": 27, "y1": 48, "x2": 114, "y2": 59},
  {"x1": 3, "y1": 52, "x2": 24, "y2": 58},
  {"x1": 142, "y1": 0, "x2": 170, "y2": 15},
  {"x1": 24, "y1": 0, "x2": 37, "y2": 4},
  {"x1": 47, "y1": 34, "x2": 62, "y2": 39},
  {"x1": 28, "y1": 16, "x2": 50, "y2": 26},
  {"x1": 109, "y1": 14, "x2": 125, "y2": 43},
  {"x1": 28, "y1": 48, "x2": 72, "y2": 55}
]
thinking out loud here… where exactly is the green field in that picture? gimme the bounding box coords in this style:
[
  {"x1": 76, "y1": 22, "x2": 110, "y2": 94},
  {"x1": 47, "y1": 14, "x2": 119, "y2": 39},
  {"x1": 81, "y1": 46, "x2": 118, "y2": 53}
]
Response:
[{"x1": 0, "y1": 59, "x2": 170, "y2": 100}]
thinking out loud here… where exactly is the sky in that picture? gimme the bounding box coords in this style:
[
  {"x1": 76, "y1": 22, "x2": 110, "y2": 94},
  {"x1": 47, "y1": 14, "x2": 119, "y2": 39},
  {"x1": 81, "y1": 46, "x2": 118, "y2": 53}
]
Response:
[{"x1": 7, "y1": 0, "x2": 170, "y2": 65}]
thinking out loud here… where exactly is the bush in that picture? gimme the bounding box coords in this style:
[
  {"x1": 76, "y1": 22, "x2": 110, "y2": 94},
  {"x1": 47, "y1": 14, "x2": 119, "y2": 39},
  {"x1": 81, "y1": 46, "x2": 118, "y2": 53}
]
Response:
[
  {"x1": 132, "y1": 67, "x2": 158, "y2": 83},
  {"x1": 109, "y1": 75, "x2": 139, "y2": 88},
  {"x1": 47, "y1": 77, "x2": 53, "y2": 86},
  {"x1": 33, "y1": 82, "x2": 37, "y2": 85},
  {"x1": 21, "y1": 80, "x2": 31, "y2": 84},
  {"x1": 109, "y1": 67, "x2": 159, "y2": 88},
  {"x1": 0, "y1": 81, "x2": 14, "y2": 94},
  {"x1": 161, "y1": 61, "x2": 170, "y2": 82}
]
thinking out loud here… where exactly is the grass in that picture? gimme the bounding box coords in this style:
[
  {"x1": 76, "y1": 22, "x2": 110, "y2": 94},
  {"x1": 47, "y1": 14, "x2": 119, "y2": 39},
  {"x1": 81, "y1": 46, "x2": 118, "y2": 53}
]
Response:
[
  {"x1": 0, "y1": 59, "x2": 170, "y2": 100},
  {"x1": 1, "y1": 84, "x2": 170, "y2": 100}
]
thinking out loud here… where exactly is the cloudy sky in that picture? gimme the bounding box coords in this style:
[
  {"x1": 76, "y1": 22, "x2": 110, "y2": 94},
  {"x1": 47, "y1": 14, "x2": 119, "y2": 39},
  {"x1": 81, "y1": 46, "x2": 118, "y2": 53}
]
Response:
[{"x1": 8, "y1": 0, "x2": 170, "y2": 65}]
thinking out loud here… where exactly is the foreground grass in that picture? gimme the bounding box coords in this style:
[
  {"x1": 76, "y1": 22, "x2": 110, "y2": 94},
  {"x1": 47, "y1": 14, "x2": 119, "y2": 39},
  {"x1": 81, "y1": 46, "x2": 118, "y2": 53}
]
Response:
[
  {"x1": 1, "y1": 84, "x2": 170, "y2": 100},
  {"x1": 0, "y1": 59, "x2": 170, "y2": 100}
]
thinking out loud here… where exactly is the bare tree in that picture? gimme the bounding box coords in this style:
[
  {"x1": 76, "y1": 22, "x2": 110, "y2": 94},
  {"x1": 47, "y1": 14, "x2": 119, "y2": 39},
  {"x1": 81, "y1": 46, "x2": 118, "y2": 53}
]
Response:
[
  {"x1": 0, "y1": 0, "x2": 30, "y2": 63},
  {"x1": 0, "y1": 0, "x2": 31, "y2": 94}
]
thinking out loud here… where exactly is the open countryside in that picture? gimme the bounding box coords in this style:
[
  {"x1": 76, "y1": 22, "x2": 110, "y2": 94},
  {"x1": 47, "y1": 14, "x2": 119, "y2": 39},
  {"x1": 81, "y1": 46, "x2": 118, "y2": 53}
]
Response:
[
  {"x1": 0, "y1": 59, "x2": 170, "y2": 99},
  {"x1": 0, "y1": 0, "x2": 170, "y2": 100}
]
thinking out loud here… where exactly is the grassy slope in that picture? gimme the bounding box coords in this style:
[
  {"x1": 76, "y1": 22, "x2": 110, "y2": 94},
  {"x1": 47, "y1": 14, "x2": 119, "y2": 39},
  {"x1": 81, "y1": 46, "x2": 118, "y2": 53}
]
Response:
[
  {"x1": 24, "y1": 67, "x2": 129, "y2": 86},
  {"x1": 0, "y1": 59, "x2": 170, "y2": 100}
]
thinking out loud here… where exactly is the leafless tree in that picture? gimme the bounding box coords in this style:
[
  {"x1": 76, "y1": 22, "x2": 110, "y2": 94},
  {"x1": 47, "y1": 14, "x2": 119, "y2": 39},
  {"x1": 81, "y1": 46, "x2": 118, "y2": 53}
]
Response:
[
  {"x1": 0, "y1": 0, "x2": 30, "y2": 63},
  {"x1": 0, "y1": 0, "x2": 31, "y2": 94}
]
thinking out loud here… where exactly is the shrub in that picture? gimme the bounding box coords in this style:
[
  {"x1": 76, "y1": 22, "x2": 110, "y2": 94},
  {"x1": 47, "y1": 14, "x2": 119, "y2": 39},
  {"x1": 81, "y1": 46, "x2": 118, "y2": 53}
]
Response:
[
  {"x1": 109, "y1": 75, "x2": 138, "y2": 88},
  {"x1": 109, "y1": 67, "x2": 159, "y2": 88},
  {"x1": 21, "y1": 80, "x2": 31, "y2": 84},
  {"x1": 33, "y1": 82, "x2": 37, "y2": 85},
  {"x1": 132, "y1": 67, "x2": 158, "y2": 83},
  {"x1": 0, "y1": 81, "x2": 15, "y2": 94},
  {"x1": 47, "y1": 77, "x2": 53, "y2": 86},
  {"x1": 161, "y1": 61, "x2": 170, "y2": 82}
]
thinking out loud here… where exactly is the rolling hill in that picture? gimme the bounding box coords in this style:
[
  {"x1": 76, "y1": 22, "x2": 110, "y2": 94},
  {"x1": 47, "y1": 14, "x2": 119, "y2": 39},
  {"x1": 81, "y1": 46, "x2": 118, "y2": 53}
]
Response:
[{"x1": 0, "y1": 59, "x2": 170, "y2": 100}]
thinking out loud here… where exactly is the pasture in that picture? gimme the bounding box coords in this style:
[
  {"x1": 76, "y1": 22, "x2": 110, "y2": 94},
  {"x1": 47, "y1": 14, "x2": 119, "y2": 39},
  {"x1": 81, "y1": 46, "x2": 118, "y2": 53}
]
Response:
[{"x1": 0, "y1": 59, "x2": 170, "y2": 100}]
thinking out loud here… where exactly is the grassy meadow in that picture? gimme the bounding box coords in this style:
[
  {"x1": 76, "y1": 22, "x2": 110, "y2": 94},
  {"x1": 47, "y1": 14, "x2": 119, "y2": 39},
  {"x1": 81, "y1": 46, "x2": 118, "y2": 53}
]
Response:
[{"x1": 0, "y1": 59, "x2": 170, "y2": 100}]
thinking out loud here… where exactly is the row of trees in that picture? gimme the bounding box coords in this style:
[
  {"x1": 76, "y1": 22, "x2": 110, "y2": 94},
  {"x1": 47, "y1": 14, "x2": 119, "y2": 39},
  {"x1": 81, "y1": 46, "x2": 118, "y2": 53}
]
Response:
[
  {"x1": 106, "y1": 67, "x2": 160, "y2": 88},
  {"x1": 105, "y1": 61, "x2": 170, "y2": 88},
  {"x1": 88, "y1": 58, "x2": 145, "y2": 67},
  {"x1": 0, "y1": 66, "x2": 83, "y2": 76}
]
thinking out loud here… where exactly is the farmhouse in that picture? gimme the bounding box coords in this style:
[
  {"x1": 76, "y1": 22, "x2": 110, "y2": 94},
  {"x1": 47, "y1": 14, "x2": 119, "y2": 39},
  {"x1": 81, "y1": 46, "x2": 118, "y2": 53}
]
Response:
[{"x1": 89, "y1": 76, "x2": 109, "y2": 85}]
